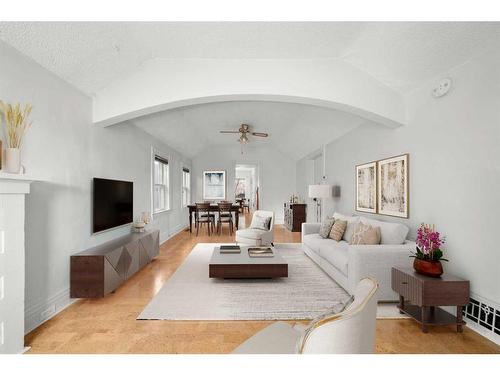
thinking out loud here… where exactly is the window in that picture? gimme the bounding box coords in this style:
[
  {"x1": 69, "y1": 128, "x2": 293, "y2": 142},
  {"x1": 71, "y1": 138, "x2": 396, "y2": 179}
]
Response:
[
  {"x1": 182, "y1": 168, "x2": 191, "y2": 207},
  {"x1": 153, "y1": 155, "x2": 169, "y2": 213}
]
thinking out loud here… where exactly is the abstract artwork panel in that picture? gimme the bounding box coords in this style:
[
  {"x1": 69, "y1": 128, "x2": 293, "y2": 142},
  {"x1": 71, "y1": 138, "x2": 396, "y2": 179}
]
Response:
[
  {"x1": 202, "y1": 170, "x2": 226, "y2": 200},
  {"x1": 377, "y1": 154, "x2": 409, "y2": 218},
  {"x1": 356, "y1": 161, "x2": 377, "y2": 213}
]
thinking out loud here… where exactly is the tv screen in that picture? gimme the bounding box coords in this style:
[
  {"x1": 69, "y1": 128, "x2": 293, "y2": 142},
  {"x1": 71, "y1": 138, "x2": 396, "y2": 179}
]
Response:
[{"x1": 93, "y1": 178, "x2": 133, "y2": 233}]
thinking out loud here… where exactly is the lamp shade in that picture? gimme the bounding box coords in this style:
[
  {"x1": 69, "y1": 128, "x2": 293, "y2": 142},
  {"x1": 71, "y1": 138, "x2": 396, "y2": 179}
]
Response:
[{"x1": 308, "y1": 184, "x2": 332, "y2": 198}]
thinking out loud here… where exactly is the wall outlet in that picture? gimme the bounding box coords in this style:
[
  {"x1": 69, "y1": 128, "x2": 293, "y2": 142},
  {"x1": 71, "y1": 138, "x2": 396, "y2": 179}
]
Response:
[{"x1": 40, "y1": 305, "x2": 56, "y2": 321}]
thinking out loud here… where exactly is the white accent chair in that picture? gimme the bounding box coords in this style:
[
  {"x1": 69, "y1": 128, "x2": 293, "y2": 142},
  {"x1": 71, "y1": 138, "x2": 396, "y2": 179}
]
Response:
[
  {"x1": 235, "y1": 210, "x2": 275, "y2": 246},
  {"x1": 232, "y1": 278, "x2": 379, "y2": 354}
]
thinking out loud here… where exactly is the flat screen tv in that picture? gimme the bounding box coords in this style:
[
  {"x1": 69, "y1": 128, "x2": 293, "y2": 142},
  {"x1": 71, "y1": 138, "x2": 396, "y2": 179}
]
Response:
[{"x1": 93, "y1": 178, "x2": 133, "y2": 233}]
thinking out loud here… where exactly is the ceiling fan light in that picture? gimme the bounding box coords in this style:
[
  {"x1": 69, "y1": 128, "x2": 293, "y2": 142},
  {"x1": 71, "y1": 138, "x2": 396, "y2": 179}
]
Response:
[{"x1": 239, "y1": 134, "x2": 249, "y2": 143}]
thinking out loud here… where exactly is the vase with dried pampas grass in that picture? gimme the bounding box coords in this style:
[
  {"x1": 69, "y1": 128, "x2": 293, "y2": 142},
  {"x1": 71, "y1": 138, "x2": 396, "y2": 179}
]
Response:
[{"x1": 0, "y1": 101, "x2": 33, "y2": 173}]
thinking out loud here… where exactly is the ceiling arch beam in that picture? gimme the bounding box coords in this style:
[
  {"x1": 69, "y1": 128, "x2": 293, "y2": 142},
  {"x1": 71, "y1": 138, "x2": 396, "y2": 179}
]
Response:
[{"x1": 93, "y1": 59, "x2": 407, "y2": 128}]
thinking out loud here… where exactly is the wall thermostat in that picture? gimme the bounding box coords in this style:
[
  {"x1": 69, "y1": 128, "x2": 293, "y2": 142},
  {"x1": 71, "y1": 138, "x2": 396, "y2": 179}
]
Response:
[{"x1": 432, "y1": 78, "x2": 452, "y2": 98}]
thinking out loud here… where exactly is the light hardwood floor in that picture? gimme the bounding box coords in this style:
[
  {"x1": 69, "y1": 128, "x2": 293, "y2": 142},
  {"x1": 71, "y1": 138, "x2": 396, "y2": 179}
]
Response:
[{"x1": 25, "y1": 213, "x2": 499, "y2": 354}]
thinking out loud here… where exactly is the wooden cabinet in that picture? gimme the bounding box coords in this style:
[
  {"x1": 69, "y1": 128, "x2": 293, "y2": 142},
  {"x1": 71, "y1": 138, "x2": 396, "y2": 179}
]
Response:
[
  {"x1": 284, "y1": 203, "x2": 307, "y2": 232},
  {"x1": 70, "y1": 230, "x2": 159, "y2": 298}
]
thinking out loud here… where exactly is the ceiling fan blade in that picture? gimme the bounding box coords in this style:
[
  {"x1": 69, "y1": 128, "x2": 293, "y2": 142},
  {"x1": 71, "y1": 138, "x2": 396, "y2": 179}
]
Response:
[
  {"x1": 220, "y1": 130, "x2": 240, "y2": 134},
  {"x1": 252, "y1": 132, "x2": 269, "y2": 137}
]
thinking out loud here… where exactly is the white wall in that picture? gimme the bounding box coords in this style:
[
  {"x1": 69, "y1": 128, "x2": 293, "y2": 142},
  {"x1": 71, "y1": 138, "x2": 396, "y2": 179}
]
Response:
[
  {"x1": 296, "y1": 49, "x2": 500, "y2": 306},
  {"x1": 0, "y1": 41, "x2": 191, "y2": 333},
  {"x1": 192, "y1": 145, "x2": 296, "y2": 223}
]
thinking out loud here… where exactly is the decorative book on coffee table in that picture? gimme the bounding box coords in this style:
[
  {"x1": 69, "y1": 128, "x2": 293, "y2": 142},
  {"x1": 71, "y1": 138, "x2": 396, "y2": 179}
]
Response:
[{"x1": 219, "y1": 245, "x2": 241, "y2": 254}]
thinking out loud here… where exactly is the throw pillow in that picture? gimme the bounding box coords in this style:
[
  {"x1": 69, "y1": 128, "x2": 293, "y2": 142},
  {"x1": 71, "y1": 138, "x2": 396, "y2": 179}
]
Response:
[
  {"x1": 333, "y1": 212, "x2": 360, "y2": 242},
  {"x1": 250, "y1": 215, "x2": 271, "y2": 230},
  {"x1": 295, "y1": 295, "x2": 355, "y2": 353},
  {"x1": 350, "y1": 222, "x2": 381, "y2": 245},
  {"x1": 318, "y1": 216, "x2": 335, "y2": 238},
  {"x1": 329, "y1": 220, "x2": 347, "y2": 241}
]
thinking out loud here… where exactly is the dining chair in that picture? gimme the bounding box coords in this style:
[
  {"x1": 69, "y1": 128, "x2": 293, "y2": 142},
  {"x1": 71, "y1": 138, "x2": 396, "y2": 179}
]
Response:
[
  {"x1": 236, "y1": 198, "x2": 244, "y2": 214},
  {"x1": 217, "y1": 202, "x2": 234, "y2": 235},
  {"x1": 243, "y1": 198, "x2": 250, "y2": 213},
  {"x1": 195, "y1": 202, "x2": 215, "y2": 236}
]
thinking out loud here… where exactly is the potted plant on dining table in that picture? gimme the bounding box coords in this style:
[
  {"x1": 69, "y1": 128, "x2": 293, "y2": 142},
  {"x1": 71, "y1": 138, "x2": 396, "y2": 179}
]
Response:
[{"x1": 410, "y1": 223, "x2": 448, "y2": 277}]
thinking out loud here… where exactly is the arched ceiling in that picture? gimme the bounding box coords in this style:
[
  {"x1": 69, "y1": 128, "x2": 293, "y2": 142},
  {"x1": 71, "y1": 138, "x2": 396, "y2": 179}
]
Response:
[
  {"x1": 0, "y1": 22, "x2": 498, "y2": 129},
  {"x1": 130, "y1": 100, "x2": 367, "y2": 160}
]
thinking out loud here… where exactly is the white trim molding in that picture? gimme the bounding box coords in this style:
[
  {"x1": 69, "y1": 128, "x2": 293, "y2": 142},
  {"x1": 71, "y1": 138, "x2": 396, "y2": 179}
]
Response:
[
  {"x1": 462, "y1": 292, "x2": 500, "y2": 346},
  {"x1": 0, "y1": 176, "x2": 35, "y2": 353},
  {"x1": 25, "y1": 288, "x2": 76, "y2": 335}
]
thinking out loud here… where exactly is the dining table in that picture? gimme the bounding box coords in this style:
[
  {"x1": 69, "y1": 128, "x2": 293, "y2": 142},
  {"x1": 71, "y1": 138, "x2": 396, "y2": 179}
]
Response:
[{"x1": 187, "y1": 203, "x2": 241, "y2": 233}]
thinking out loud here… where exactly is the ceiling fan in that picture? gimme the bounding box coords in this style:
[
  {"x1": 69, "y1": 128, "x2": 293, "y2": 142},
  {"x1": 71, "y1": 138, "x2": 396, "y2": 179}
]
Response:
[{"x1": 219, "y1": 124, "x2": 269, "y2": 144}]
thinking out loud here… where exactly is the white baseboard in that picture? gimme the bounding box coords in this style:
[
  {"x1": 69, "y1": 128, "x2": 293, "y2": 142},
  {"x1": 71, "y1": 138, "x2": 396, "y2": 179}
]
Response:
[
  {"x1": 465, "y1": 318, "x2": 500, "y2": 346},
  {"x1": 462, "y1": 292, "x2": 499, "y2": 345},
  {"x1": 25, "y1": 287, "x2": 76, "y2": 334},
  {"x1": 160, "y1": 224, "x2": 188, "y2": 245},
  {"x1": 25, "y1": 225, "x2": 188, "y2": 335}
]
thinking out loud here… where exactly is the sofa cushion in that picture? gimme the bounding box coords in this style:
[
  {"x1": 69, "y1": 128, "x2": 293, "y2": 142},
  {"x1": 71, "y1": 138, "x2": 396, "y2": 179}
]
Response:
[
  {"x1": 359, "y1": 217, "x2": 409, "y2": 244},
  {"x1": 318, "y1": 216, "x2": 335, "y2": 238},
  {"x1": 250, "y1": 214, "x2": 271, "y2": 230},
  {"x1": 302, "y1": 234, "x2": 333, "y2": 254},
  {"x1": 319, "y1": 240, "x2": 349, "y2": 275},
  {"x1": 329, "y1": 220, "x2": 347, "y2": 241},
  {"x1": 333, "y1": 212, "x2": 360, "y2": 242},
  {"x1": 349, "y1": 222, "x2": 381, "y2": 245},
  {"x1": 237, "y1": 228, "x2": 268, "y2": 240}
]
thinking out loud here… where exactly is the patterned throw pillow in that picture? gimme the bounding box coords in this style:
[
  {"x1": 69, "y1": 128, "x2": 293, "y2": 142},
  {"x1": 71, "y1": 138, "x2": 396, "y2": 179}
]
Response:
[
  {"x1": 318, "y1": 216, "x2": 335, "y2": 238},
  {"x1": 349, "y1": 222, "x2": 381, "y2": 245},
  {"x1": 329, "y1": 220, "x2": 347, "y2": 241},
  {"x1": 295, "y1": 295, "x2": 355, "y2": 354},
  {"x1": 250, "y1": 215, "x2": 271, "y2": 230}
]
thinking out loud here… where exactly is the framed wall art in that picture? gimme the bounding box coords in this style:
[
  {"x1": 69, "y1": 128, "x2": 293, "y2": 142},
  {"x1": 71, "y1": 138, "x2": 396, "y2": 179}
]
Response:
[
  {"x1": 377, "y1": 154, "x2": 409, "y2": 218},
  {"x1": 355, "y1": 161, "x2": 377, "y2": 214},
  {"x1": 202, "y1": 170, "x2": 226, "y2": 201}
]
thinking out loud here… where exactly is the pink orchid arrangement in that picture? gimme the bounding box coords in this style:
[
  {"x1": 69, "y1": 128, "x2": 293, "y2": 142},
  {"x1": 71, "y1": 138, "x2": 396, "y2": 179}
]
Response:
[{"x1": 411, "y1": 223, "x2": 448, "y2": 262}]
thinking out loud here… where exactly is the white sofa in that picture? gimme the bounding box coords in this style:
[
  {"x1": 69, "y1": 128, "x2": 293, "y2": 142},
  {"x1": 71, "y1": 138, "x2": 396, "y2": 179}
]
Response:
[{"x1": 302, "y1": 212, "x2": 415, "y2": 301}]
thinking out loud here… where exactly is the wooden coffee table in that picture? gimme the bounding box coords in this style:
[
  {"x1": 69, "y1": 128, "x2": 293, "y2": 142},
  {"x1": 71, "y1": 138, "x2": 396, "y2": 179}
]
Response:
[{"x1": 209, "y1": 246, "x2": 288, "y2": 279}]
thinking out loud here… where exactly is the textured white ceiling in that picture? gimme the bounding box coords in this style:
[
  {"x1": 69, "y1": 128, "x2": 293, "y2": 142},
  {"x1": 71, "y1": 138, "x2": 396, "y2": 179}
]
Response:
[
  {"x1": 0, "y1": 22, "x2": 362, "y2": 95},
  {"x1": 130, "y1": 101, "x2": 365, "y2": 160},
  {"x1": 341, "y1": 22, "x2": 500, "y2": 92},
  {"x1": 1, "y1": 22, "x2": 498, "y2": 95}
]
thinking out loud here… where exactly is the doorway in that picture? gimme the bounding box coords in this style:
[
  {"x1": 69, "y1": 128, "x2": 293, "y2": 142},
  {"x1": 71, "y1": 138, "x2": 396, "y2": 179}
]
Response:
[{"x1": 234, "y1": 164, "x2": 259, "y2": 214}]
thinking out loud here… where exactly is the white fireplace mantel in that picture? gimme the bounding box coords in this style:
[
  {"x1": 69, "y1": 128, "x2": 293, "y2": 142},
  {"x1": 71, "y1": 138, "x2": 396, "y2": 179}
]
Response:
[{"x1": 0, "y1": 172, "x2": 37, "y2": 353}]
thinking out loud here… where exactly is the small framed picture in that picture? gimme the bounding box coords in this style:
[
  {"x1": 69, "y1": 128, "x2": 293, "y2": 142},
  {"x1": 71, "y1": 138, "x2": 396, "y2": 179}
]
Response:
[
  {"x1": 202, "y1": 170, "x2": 226, "y2": 201},
  {"x1": 377, "y1": 154, "x2": 409, "y2": 218},
  {"x1": 356, "y1": 161, "x2": 377, "y2": 214}
]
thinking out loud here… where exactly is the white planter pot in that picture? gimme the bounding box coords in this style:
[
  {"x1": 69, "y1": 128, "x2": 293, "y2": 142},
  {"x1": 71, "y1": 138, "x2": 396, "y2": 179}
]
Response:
[{"x1": 5, "y1": 148, "x2": 21, "y2": 174}]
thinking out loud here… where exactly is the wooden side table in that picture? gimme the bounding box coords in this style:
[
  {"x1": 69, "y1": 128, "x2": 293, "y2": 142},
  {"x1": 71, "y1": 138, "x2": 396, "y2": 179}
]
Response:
[{"x1": 391, "y1": 267, "x2": 470, "y2": 333}]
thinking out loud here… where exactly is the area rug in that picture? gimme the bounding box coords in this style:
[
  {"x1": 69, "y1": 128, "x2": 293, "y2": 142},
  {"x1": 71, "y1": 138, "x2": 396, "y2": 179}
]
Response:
[
  {"x1": 137, "y1": 243, "x2": 409, "y2": 321},
  {"x1": 138, "y1": 243, "x2": 351, "y2": 320}
]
